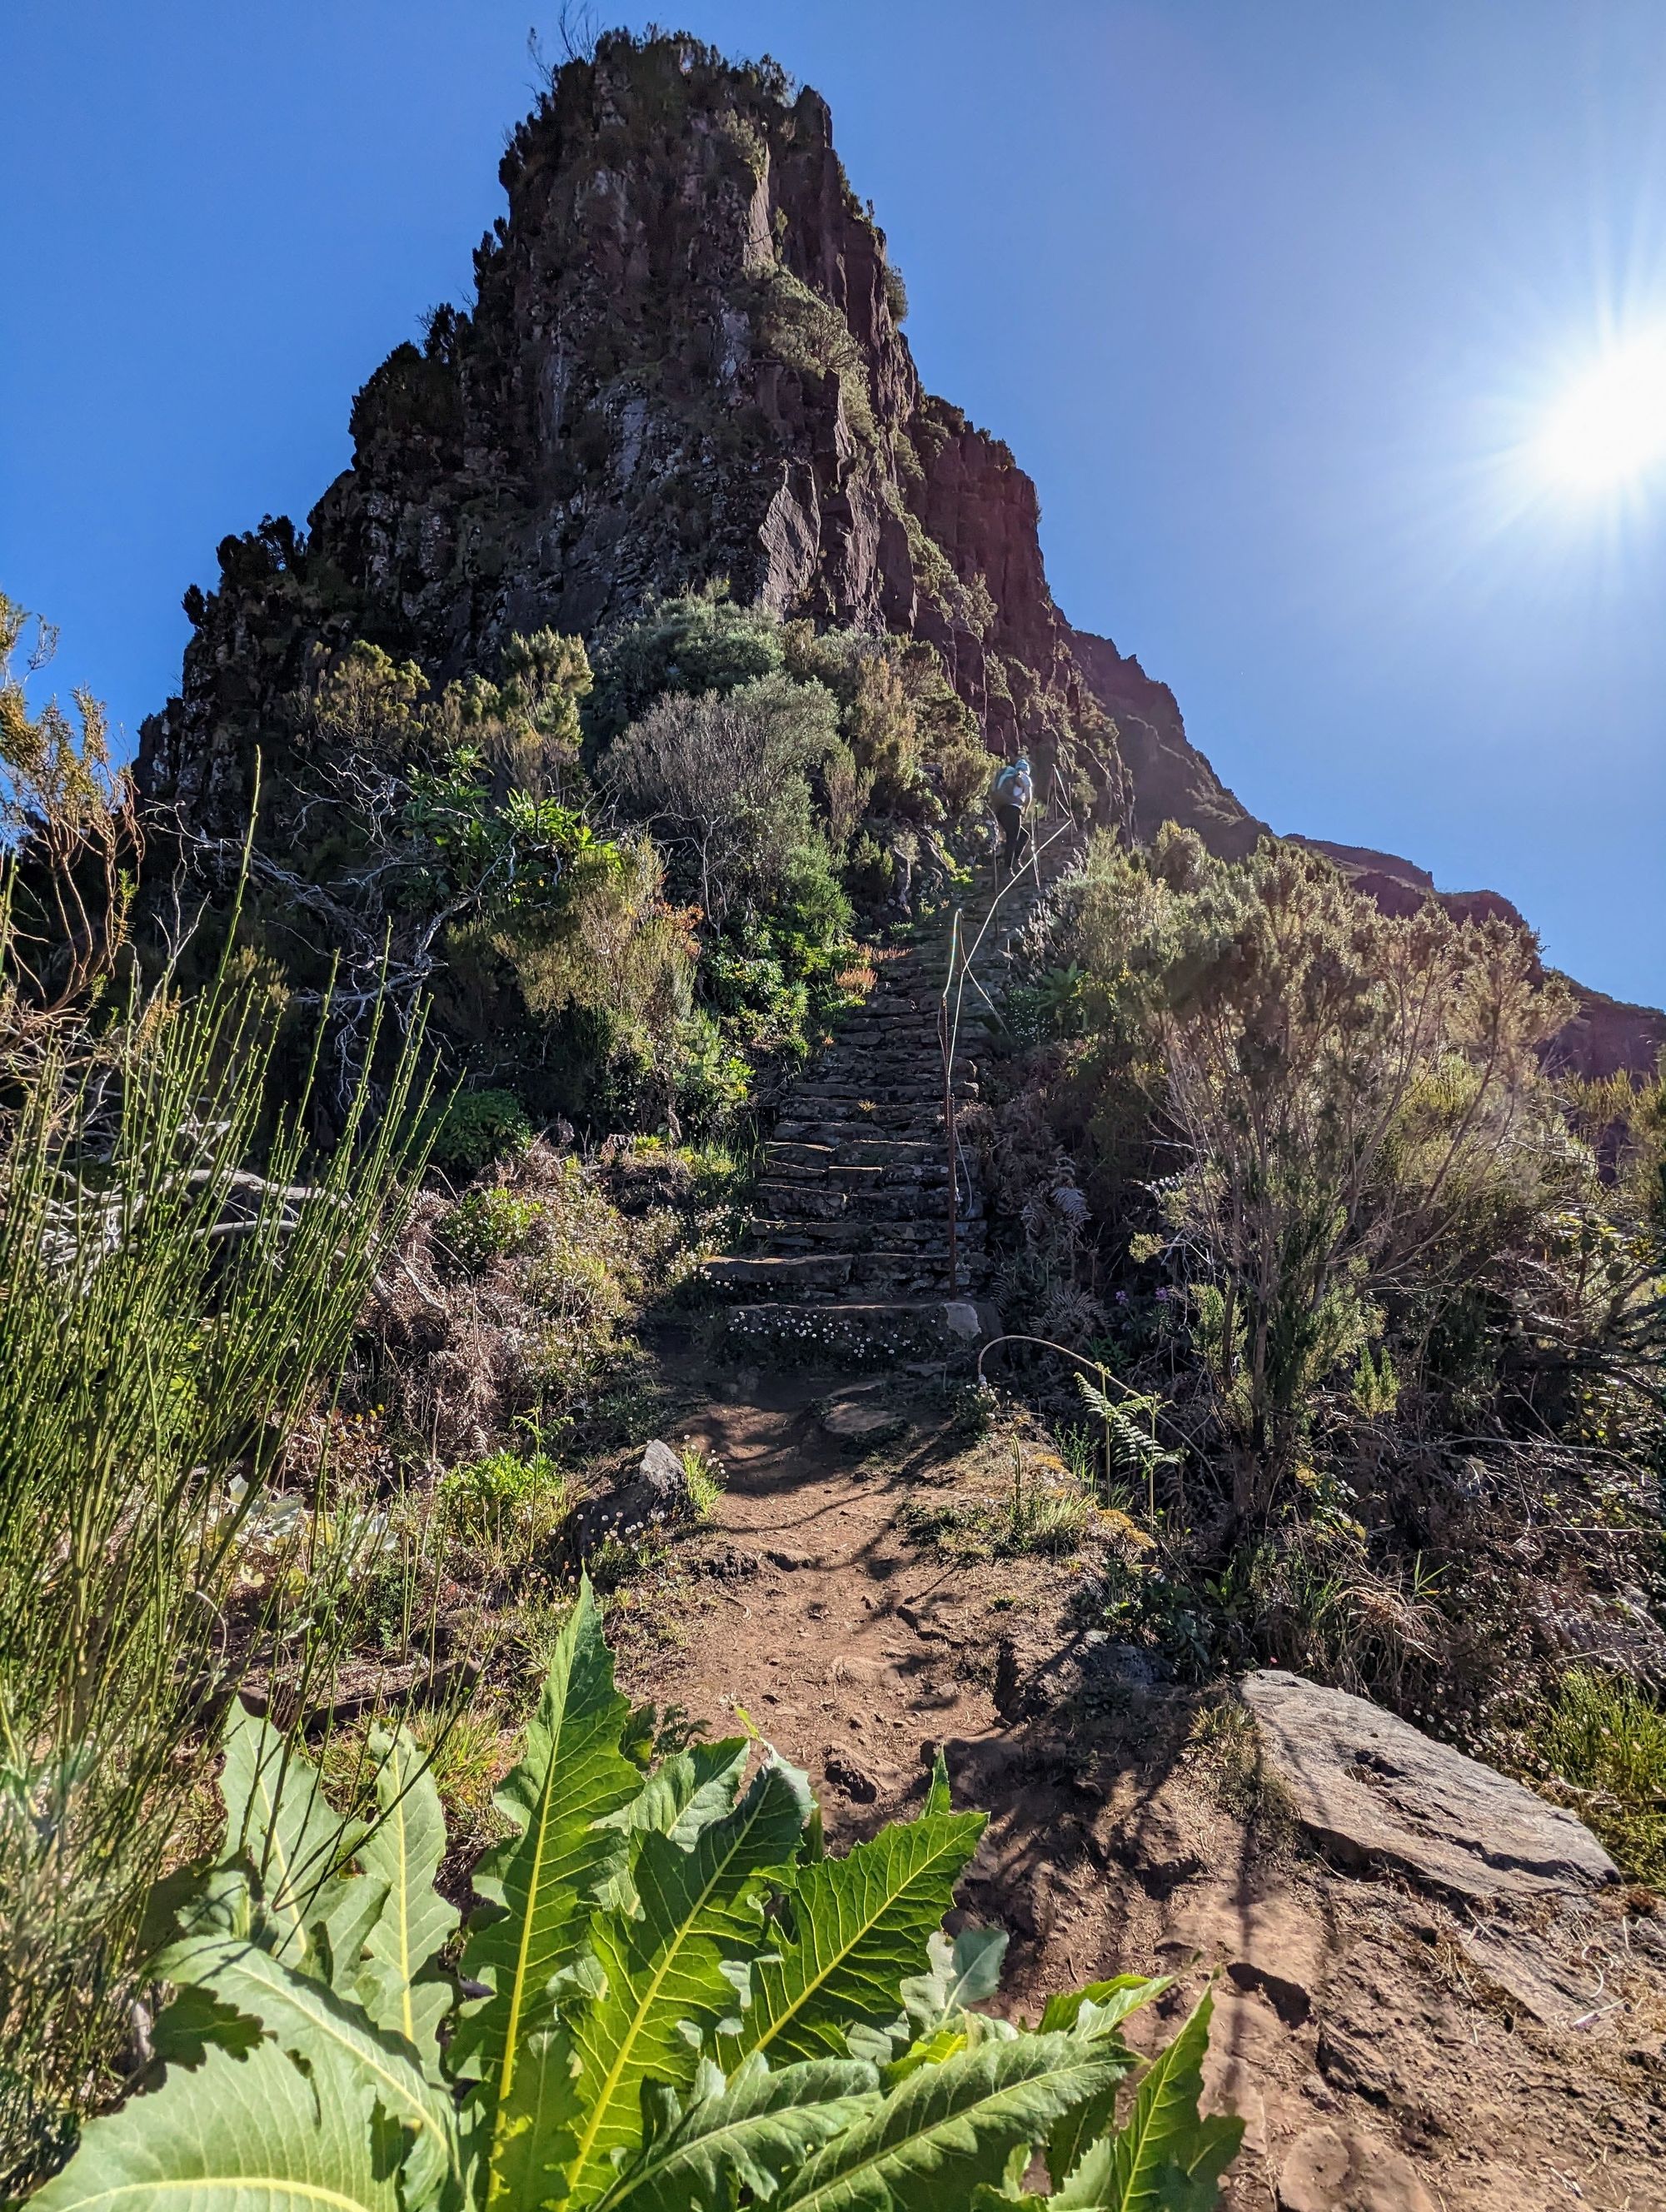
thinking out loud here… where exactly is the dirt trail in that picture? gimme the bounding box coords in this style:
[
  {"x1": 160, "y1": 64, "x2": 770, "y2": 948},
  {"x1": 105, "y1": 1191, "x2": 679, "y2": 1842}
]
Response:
[{"x1": 618, "y1": 1353, "x2": 1666, "y2": 2212}]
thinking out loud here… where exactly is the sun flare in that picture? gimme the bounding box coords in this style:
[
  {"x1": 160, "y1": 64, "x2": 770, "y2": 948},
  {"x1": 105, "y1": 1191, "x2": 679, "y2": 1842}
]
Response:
[{"x1": 1536, "y1": 333, "x2": 1666, "y2": 491}]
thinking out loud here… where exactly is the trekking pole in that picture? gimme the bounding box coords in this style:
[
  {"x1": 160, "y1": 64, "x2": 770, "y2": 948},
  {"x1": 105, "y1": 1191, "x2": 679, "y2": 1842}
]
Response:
[{"x1": 939, "y1": 906, "x2": 962, "y2": 1296}]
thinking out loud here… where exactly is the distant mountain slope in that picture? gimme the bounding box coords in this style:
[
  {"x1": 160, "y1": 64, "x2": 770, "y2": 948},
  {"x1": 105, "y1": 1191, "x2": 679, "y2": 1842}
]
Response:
[
  {"x1": 1289, "y1": 837, "x2": 1665, "y2": 1078},
  {"x1": 1066, "y1": 625, "x2": 1265, "y2": 859}
]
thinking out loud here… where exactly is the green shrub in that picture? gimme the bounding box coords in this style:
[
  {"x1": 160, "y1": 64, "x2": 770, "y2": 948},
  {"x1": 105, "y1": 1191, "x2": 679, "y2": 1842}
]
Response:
[
  {"x1": 845, "y1": 828, "x2": 894, "y2": 909},
  {"x1": 426, "y1": 1087, "x2": 533, "y2": 1177},
  {"x1": 436, "y1": 1185, "x2": 544, "y2": 1273},
  {"x1": 1059, "y1": 830, "x2": 1581, "y2": 1515},
  {"x1": 1538, "y1": 1669, "x2": 1666, "y2": 1886},
  {"x1": 674, "y1": 1007, "x2": 753, "y2": 1132},
  {"x1": 33, "y1": 1589, "x2": 1242, "y2": 2212},
  {"x1": 625, "y1": 1135, "x2": 745, "y2": 1208},
  {"x1": 677, "y1": 1440, "x2": 725, "y2": 1519},
  {"x1": 437, "y1": 1448, "x2": 573, "y2": 1548},
  {"x1": 586, "y1": 584, "x2": 786, "y2": 747}
]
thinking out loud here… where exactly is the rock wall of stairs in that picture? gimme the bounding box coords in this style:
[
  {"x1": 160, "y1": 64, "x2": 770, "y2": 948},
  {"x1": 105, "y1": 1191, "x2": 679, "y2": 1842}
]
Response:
[{"x1": 706, "y1": 860, "x2": 1070, "y2": 1366}]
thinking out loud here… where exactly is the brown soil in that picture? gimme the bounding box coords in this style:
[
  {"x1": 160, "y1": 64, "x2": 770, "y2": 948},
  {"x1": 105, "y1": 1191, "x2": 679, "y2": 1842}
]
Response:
[{"x1": 615, "y1": 1353, "x2": 1666, "y2": 2212}]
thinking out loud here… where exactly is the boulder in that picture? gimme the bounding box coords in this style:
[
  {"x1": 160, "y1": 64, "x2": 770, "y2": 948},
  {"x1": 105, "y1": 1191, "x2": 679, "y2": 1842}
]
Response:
[
  {"x1": 566, "y1": 1437, "x2": 690, "y2": 1557},
  {"x1": 1239, "y1": 1670, "x2": 1617, "y2": 1902}
]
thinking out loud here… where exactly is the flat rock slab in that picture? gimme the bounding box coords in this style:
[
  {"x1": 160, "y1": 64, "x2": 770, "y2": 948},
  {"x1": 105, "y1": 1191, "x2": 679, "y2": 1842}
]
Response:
[
  {"x1": 821, "y1": 1397, "x2": 902, "y2": 1438},
  {"x1": 1240, "y1": 1670, "x2": 1617, "y2": 1902},
  {"x1": 1278, "y1": 2125, "x2": 1436, "y2": 2212}
]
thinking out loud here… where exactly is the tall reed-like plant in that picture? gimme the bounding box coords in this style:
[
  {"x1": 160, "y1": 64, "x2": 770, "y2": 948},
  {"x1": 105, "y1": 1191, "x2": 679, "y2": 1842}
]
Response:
[{"x1": 0, "y1": 934, "x2": 429, "y2": 2185}]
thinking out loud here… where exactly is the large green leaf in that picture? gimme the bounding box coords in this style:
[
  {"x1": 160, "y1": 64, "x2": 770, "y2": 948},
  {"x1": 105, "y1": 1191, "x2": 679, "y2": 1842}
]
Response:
[
  {"x1": 1038, "y1": 1978, "x2": 1164, "y2": 2038},
  {"x1": 357, "y1": 1726, "x2": 458, "y2": 2071},
  {"x1": 1051, "y1": 1992, "x2": 1243, "y2": 2210},
  {"x1": 606, "y1": 1739, "x2": 751, "y2": 1848},
  {"x1": 217, "y1": 1706, "x2": 365, "y2": 1962},
  {"x1": 29, "y1": 2040, "x2": 419, "y2": 2212},
  {"x1": 772, "y1": 2031, "x2": 1135, "y2": 2212},
  {"x1": 720, "y1": 1809, "x2": 985, "y2": 2068},
  {"x1": 310, "y1": 1870, "x2": 392, "y2": 2006},
  {"x1": 1040, "y1": 1981, "x2": 1166, "y2": 2185},
  {"x1": 453, "y1": 1580, "x2": 644, "y2": 2207},
  {"x1": 593, "y1": 2054, "x2": 880, "y2": 2212},
  {"x1": 155, "y1": 1932, "x2": 460, "y2": 2200},
  {"x1": 560, "y1": 1758, "x2": 811, "y2": 2204},
  {"x1": 596, "y1": 1739, "x2": 752, "y2": 1913},
  {"x1": 899, "y1": 1927, "x2": 1010, "y2": 2035}
]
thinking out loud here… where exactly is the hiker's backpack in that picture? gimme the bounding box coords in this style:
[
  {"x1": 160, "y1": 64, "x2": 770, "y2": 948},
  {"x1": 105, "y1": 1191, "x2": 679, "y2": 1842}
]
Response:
[{"x1": 994, "y1": 761, "x2": 1032, "y2": 809}]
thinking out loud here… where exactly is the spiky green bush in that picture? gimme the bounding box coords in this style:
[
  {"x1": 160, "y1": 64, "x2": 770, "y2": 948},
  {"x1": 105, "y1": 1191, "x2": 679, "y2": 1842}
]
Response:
[
  {"x1": 32, "y1": 1587, "x2": 1242, "y2": 2212},
  {"x1": 426, "y1": 1089, "x2": 535, "y2": 1179}
]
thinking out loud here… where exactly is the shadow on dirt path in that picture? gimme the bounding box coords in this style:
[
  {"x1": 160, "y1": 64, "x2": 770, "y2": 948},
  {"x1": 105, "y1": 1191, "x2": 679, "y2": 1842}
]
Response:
[{"x1": 613, "y1": 1351, "x2": 1666, "y2": 2212}]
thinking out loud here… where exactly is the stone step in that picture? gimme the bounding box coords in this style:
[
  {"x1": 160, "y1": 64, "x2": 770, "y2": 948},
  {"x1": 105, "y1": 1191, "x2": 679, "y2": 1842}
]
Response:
[
  {"x1": 763, "y1": 1138, "x2": 948, "y2": 1180},
  {"x1": 767, "y1": 1142, "x2": 836, "y2": 1171},
  {"x1": 704, "y1": 1252, "x2": 852, "y2": 1294},
  {"x1": 820, "y1": 1031, "x2": 985, "y2": 1059},
  {"x1": 837, "y1": 999, "x2": 986, "y2": 1024},
  {"x1": 806, "y1": 1062, "x2": 976, "y2": 1092},
  {"x1": 775, "y1": 1114, "x2": 945, "y2": 1145},
  {"x1": 746, "y1": 1217, "x2": 987, "y2": 1254},
  {"x1": 847, "y1": 1253, "x2": 990, "y2": 1293},
  {"x1": 761, "y1": 1158, "x2": 886, "y2": 1190},
  {"x1": 837, "y1": 1015, "x2": 990, "y2": 1044},
  {"x1": 832, "y1": 1136, "x2": 944, "y2": 1168},
  {"x1": 844, "y1": 1183, "x2": 975, "y2": 1221},
  {"x1": 753, "y1": 1180, "x2": 848, "y2": 1219},
  {"x1": 751, "y1": 1180, "x2": 972, "y2": 1223},
  {"x1": 792, "y1": 1080, "x2": 950, "y2": 1108},
  {"x1": 721, "y1": 1295, "x2": 998, "y2": 1368}
]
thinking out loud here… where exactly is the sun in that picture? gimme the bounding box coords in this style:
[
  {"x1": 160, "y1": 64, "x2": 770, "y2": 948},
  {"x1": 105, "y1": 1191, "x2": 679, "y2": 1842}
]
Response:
[{"x1": 1535, "y1": 333, "x2": 1666, "y2": 491}]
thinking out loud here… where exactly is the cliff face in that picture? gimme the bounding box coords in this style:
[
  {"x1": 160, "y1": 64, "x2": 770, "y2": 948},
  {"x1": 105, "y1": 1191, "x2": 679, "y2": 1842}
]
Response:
[
  {"x1": 140, "y1": 32, "x2": 1134, "y2": 833},
  {"x1": 1067, "y1": 626, "x2": 1265, "y2": 859}
]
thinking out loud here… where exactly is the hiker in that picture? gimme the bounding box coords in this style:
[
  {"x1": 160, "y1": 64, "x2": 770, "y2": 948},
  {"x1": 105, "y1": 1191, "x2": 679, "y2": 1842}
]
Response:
[{"x1": 992, "y1": 754, "x2": 1033, "y2": 878}]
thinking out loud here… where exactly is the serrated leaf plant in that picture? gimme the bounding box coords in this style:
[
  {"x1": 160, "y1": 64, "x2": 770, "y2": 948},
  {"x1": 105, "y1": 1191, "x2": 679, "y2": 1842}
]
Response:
[{"x1": 30, "y1": 1582, "x2": 1242, "y2": 2212}]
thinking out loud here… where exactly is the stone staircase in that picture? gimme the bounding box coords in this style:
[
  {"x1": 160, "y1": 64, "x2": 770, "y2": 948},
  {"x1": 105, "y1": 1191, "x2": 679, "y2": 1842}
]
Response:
[{"x1": 706, "y1": 855, "x2": 1069, "y2": 1366}]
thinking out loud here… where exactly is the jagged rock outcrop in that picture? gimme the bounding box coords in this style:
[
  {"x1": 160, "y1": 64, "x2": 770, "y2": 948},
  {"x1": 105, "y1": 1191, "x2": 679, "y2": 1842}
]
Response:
[
  {"x1": 1069, "y1": 625, "x2": 1266, "y2": 859},
  {"x1": 139, "y1": 32, "x2": 1134, "y2": 834}
]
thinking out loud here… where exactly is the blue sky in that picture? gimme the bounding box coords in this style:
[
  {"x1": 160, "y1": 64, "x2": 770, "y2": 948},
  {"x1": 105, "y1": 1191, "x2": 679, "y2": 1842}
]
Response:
[{"x1": 3, "y1": 2, "x2": 1664, "y2": 1003}]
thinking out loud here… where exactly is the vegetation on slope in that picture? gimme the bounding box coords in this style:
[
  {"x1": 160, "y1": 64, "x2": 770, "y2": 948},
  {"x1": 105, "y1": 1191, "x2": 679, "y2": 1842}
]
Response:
[
  {"x1": 5, "y1": 403, "x2": 1666, "y2": 2191},
  {"x1": 965, "y1": 826, "x2": 1664, "y2": 1823}
]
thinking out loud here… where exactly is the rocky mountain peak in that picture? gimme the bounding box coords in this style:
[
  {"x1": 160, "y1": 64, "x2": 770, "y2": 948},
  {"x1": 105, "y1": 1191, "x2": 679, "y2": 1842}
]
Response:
[
  {"x1": 133, "y1": 28, "x2": 1664, "y2": 1073},
  {"x1": 140, "y1": 30, "x2": 1131, "y2": 834}
]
